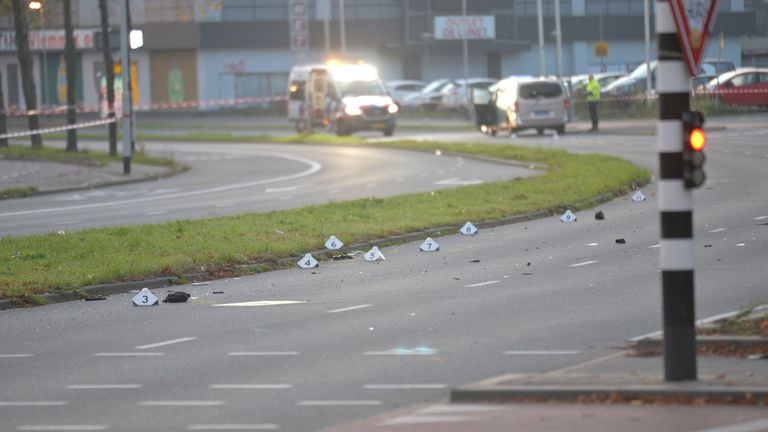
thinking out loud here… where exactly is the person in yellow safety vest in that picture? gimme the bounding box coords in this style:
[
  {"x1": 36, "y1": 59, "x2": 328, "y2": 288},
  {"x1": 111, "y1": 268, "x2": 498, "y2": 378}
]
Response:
[{"x1": 586, "y1": 74, "x2": 601, "y2": 132}]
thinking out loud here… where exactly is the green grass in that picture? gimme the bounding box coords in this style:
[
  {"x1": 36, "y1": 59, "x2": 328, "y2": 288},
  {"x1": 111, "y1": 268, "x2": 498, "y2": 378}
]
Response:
[
  {"x1": 1, "y1": 144, "x2": 176, "y2": 169},
  {"x1": 0, "y1": 138, "x2": 650, "y2": 301}
]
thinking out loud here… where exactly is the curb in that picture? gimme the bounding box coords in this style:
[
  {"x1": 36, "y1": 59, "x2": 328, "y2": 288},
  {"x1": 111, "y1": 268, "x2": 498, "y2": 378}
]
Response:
[
  {"x1": 635, "y1": 336, "x2": 768, "y2": 355},
  {"x1": 450, "y1": 383, "x2": 768, "y2": 403}
]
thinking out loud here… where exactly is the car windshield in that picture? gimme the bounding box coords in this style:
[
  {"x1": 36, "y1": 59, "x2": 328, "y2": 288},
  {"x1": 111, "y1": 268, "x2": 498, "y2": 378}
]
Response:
[
  {"x1": 628, "y1": 62, "x2": 656, "y2": 79},
  {"x1": 337, "y1": 79, "x2": 387, "y2": 97}
]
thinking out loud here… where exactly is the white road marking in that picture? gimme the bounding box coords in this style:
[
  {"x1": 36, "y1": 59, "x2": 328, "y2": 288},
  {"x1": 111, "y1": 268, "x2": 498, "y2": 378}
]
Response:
[
  {"x1": 569, "y1": 260, "x2": 599, "y2": 267},
  {"x1": 648, "y1": 243, "x2": 661, "y2": 249},
  {"x1": 209, "y1": 384, "x2": 292, "y2": 390},
  {"x1": 754, "y1": 215, "x2": 768, "y2": 221},
  {"x1": 187, "y1": 425, "x2": 279, "y2": 431},
  {"x1": 66, "y1": 384, "x2": 142, "y2": 390},
  {"x1": 0, "y1": 354, "x2": 33, "y2": 358},
  {"x1": 298, "y1": 400, "x2": 381, "y2": 406},
  {"x1": 708, "y1": 228, "x2": 727, "y2": 233},
  {"x1": 138, "y1": 401, "x2": 225, "y2": 406},
  {"x1": 135, "y1": 337, "x2": 197, "y2": 350},
  {"x1": 694, "y1": 417, "x2": 768, "y2": 432},
  {"x1": 54, "y1": 220, "x2": 82, "y2": 226},
  {"x1": 214, "y1": 301, "x2": 306, "y2": 308},
  {"x1": 434, "y1": 178, "x2": 483, "y2": 185},
  {"x1": 0, "y1": 154, "x2": 322, "y2": 218},
  {"x1": 227, "y1": 351, "x2": 300, "y2": 356},
  {"x1": 629, "y1": 305, "x2": 768, "y2": 342},
  {"x1": 587, "y1": 243, "x2": 599, "y2": 246},
  {"x1": 17, "y1": 426, "x2": 108, "y2": 431},
  {"x1": 327, "y1": 304, "x2": 373, "y2": 313},
  {"x1": 0, "y1": 401, "x2": 68, "y2": 407},
  {"x1": 504, "y1": 350, "x2": 580, "y2": 355},
  {"x1": 363, "y1": 348, "x2": 438, "y2": 356},
  {"x1": 264, "y1": 184, "x2": 308, "y2": 193},
  {"x1": 93, "y1": 352, "x2": 165, "y2": 357},
  {"x1": 363, "y1": 384, "x2": 447, "y2": 389},
  {"x1": 144, "y1": 211, "x2": 168, "y2": 215},
  {"x1": 464, "y1": 280, "x2": 500, "y2": 288}
]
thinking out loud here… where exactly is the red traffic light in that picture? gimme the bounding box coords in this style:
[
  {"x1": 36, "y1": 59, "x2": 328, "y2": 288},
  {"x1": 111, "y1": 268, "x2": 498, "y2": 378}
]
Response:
[{"x1": 689, "y1": 128, "x2": 706, "y2": 151}]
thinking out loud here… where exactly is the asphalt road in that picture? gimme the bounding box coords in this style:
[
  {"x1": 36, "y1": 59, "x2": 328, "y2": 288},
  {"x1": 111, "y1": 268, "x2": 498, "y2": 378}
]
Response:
[
  {"x1": 0, "y1": 142, "x2": 531, "y2": 237},
  {"x1": 1, "y1": 116, "x2": 767, "y2": 431}
]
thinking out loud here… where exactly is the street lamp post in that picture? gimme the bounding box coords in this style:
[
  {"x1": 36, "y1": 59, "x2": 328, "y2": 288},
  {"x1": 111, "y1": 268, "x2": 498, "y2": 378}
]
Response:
[{"x1": 28, "y1": 1, "x2": 46, "y2": 107}]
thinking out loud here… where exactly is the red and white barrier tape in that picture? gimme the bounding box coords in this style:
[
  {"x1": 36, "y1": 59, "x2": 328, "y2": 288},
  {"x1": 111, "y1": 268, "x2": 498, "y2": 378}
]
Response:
[
  {"x1": 0, "y1": 118, "x2": 116, "y2": 140},
  {"x1": 3, "y1": 95, "x2": 288, "y2": 118}
]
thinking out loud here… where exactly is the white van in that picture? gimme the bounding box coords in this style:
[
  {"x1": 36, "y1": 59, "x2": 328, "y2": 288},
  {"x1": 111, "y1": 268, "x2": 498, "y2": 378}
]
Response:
[
  {"x1": 475, "y1": 76, "x2": 571, "y2": 136},
  {"x1": 288, "y1": 61, "x2": 399, "y2": 136}
]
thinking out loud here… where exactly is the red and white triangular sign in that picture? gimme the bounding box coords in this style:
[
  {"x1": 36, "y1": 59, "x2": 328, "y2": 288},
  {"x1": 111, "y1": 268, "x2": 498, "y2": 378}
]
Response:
[{"x1": 669, "y1": 0, "x2": 721, "y2": 76}]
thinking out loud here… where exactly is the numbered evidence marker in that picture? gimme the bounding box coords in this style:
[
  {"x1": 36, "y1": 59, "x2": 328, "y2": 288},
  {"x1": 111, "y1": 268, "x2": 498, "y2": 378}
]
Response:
[
  {"x1": 419, "y1": 237, "x2": 440, "y2": 252},
  {"x1": 632, "y1": 191, "x2": 646, "y2": 202},
  {"x1": 297, "y1": 253, "x2": 319, "y2": 269},
  {"x1": 132, "y1": 288, "x2": 159, "y2": 307},
  {"x1": 560, "y1": 210, "x2": 577, "y2": 223},
  {"x1": 364, "y1": 246, "x2": 385, "y2": 262},
  {"x1": 325, "y1": 235, "x2": 344, "y2": 250},
  {"x1": 460, "y1": 221, "x2": 478, "y2": 235}
]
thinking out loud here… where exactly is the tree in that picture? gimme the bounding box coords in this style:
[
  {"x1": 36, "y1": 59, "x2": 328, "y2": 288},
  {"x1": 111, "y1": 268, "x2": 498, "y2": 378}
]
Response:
[
  {"x1": 10, "y1": 0, "x2": 43, "y2": 148},
  {"x1": 99, "y1": 0, "x2": 117, "y2": 156},
  {"x1": 63, "y1": 0, "x2": 77, "y2": 151}
]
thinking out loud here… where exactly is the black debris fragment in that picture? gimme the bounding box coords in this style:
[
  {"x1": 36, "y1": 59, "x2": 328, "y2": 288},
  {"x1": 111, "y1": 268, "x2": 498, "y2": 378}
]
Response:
[
  {"x1": 469, "y1": 259, "x2": 480, "y2": 263},
  {"x1": 526, "y1": 262, "x2": 531, "y2": 266},
  {"x1": 615, "y1": 238, "x2": 626, "y2": 244},
  {"x1": 595, "y1": 211, "x2": 605, "y2": 220},
  {"x1": 704, "y1": 244, "x2": 713, "y2": 248},
  {"x1": 163, "y1": 291, "x2": 191, "y2": 303},
  {"x1": 212, "y1": 291, "x2": 224, "y2": 294},
  {"x1": 332, "y1": 254, "x2": 354, "y2": 260},
  {"x1": 85, "y1": 296, "x2": 106, "y2": 301},
  {"x1": 522, "y1": 272, "x2": 533, "y2": 276}
]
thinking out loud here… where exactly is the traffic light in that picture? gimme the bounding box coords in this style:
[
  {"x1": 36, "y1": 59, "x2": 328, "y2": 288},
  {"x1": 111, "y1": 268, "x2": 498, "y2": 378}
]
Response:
[{"x1": 681, "y1": 110, "x2": 706, "y2": 189}]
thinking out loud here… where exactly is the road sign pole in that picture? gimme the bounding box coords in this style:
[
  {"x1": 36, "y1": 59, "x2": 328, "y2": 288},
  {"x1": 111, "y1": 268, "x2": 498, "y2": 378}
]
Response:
[{"x1": 656, "y1": 0, "x2": 697, "y2": 381}]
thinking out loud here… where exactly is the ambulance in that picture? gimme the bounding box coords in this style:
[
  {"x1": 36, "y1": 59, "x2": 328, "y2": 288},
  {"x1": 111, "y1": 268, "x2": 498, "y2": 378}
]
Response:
[{"x1": 288, "y1": 61, "x2": 398, "y2": 136}]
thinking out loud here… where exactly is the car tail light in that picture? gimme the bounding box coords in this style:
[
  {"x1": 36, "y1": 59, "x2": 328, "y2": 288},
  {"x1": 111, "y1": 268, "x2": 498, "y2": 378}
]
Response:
[{"x1": 563, "y1": 98, "x2": 571, "y2": 110}]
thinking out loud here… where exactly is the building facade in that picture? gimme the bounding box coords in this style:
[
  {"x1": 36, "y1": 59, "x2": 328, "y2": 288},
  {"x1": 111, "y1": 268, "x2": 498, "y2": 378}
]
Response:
[{"x1": 0, "y1": 0, "x2": 760, "y2": 112}]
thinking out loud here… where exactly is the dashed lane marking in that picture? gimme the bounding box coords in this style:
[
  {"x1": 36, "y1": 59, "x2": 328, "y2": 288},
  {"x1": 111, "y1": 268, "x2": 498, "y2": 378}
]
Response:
[
  {"x1": 0, "y1": 401, "x2": 68, "y2": 407},
  {"x1": 16, "y1": 426, "x2": 108, "y2": 431},
  {"x1": 213, "y1": 301, "x2": 307, "y2": 308},
  {"x1": 0, "y1": 354, "x2": 33, "y2": 358},
  {"x1": 93, "y1": 352, "x2": 165, "y2": 357},
  {"x1": 227, "y1": 351, "x2": 300, "y2": 356},
  {"x1": 327, "y1": 304, "x2": 373, "y2": 313},
  {"x1": 464, "y1": 280, "x2": 500, "y2": 288},
  {"x1": 135, "y1": 337, "x2": 197, "y2": 350},
  {"x1": 504, "y1": 350, "x2": 580, "y2": 355},
  {"x1": 569, "y1": 260, "x2": 599, "y2": 267},
  {"x1": 754, "y1": 215, "x2": 768, "y2": 221},
  {"x1": 708, "y1": 228, "x2": 727, "y2": 233}
]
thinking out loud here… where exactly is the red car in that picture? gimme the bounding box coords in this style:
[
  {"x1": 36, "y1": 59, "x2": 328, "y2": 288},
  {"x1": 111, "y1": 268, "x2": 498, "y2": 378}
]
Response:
[{"x1": 705, "y1": 67, "x2": 768, "y2": 107}]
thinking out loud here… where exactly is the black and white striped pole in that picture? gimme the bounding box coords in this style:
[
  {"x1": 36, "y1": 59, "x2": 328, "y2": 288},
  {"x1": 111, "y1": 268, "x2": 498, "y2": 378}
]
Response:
[{"x1": 656, "y1": 0, "x2": 701, "y2": 381}]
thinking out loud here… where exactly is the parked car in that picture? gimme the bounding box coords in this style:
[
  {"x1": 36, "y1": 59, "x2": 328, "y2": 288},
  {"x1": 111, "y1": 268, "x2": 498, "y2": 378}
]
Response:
[
  {"x1": 603, "y1": 61, "x2": 657, "y2": 100},
  {"x1": 705, "y1": 67, "x2": 768, "y2": 106},
  {"x1": 568, "y1": 72, "x2": 624, "y2": 98},
  {"x1": 474, "y1": 76, "x2": 572, "y2": 136},
  {"x1": 440, "y1": 77, "x2": 497, "y2": 111},
  {"x1": 385, "y1": 80, "x2": 426, "y2": 108},
  {"x1": 402, "y1": 78, "x2": 453, "y2": 110},
  {"x1": 699, "y1": 59, "x2": 736, "y2": 76}
]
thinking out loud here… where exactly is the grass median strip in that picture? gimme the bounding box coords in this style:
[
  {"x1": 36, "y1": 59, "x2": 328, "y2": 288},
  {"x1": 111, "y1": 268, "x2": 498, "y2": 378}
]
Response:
[{"x1": 0, "y1": 137, "x2": 650, "y2": 302}]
